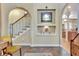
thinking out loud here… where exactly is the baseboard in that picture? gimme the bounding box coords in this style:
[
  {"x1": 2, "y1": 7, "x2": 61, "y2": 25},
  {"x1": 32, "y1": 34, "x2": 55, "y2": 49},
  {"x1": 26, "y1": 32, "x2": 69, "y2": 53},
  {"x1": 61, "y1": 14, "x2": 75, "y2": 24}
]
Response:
[
  {"x1": 12, "y1": 43, "x2": 60, "y2": 47},
  {"x1": 12, "y1": 43, "x2": 31, "y2": 46},
  {"x1": 31, "y1": 44, "x2": 60, "y2": 47}
]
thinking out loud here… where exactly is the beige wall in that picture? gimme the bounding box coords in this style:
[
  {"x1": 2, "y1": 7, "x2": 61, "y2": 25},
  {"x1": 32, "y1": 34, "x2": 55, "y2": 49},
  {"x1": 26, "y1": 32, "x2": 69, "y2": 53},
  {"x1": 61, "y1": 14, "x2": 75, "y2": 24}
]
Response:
[
  {"x1": 1, "y1": 3, "x2": 33, "y2": 36},
  {"x1": 0, "y1": 4, "x2": 1, "y2": 36},
  {"x1": 31, "y1": 3, "x2": 65, "y2": 46},
  {"x1": 0, "y1": 3, "x2": 66, "y2": 47}
]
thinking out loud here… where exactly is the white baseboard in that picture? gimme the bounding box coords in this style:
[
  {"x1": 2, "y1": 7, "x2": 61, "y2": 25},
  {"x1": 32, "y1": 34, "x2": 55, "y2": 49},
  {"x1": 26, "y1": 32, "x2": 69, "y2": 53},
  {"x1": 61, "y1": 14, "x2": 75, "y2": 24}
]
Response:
[
  {"x1": 12, "y1": 43, "x2": 31, "y2": 46},
  {"x1": 12, "y1": 43, "x2": 60, "y2": 47},
  {"x1": 31, "y1": 44, "x2": 60, "y2": 47}
]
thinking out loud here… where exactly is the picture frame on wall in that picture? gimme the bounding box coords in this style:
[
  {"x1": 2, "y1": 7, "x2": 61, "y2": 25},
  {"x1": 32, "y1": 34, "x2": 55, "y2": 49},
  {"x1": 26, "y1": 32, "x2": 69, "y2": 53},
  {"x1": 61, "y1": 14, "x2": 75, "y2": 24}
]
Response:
[
  {"x1": 37, "y1": 9, "x2": 55, "y2": 24},
  {"x1": 41, "y1": 12, "x2": 52, "y2": 22}
]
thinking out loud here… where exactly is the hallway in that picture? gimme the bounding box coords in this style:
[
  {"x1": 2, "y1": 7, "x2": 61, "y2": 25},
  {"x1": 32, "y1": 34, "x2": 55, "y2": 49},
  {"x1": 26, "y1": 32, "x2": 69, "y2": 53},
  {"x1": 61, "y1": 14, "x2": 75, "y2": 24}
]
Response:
[{"x1": 0, "y1": 3, "x2": 79, "y2": 56}]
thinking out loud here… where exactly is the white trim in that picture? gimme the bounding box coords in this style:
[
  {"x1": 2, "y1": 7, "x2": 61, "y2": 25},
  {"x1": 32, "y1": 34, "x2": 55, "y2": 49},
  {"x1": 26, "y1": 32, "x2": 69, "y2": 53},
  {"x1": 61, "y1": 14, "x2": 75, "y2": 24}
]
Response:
[
  {"x1": 12, "y1": 43, "x2": 31, "y2": 46},
  {"x1": 12, "y1": 43, "x2": 60, "y2": 47},
  {"x1": 31, "y1": 44, "x2": 60, "y2": 47},
  {"x1": 60, "y1": 45, "x2": 62, "y2": 47}
]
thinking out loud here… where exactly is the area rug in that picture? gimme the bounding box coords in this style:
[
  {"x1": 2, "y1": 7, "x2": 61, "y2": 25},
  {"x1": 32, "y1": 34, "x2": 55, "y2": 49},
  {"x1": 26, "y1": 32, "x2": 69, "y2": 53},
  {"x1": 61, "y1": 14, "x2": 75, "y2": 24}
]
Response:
[{"x1": 24, "y1": 53, "x2": 52, "y2": 56}]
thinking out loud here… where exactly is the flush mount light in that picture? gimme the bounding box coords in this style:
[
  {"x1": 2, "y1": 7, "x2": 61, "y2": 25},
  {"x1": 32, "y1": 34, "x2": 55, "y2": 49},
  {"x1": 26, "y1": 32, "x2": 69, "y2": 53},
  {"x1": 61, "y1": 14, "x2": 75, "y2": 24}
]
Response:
[
  {"x1": 62, "y1": 14, "x2": 67, "y2": 19},
  {"x1": 64, "y1": 19, "x2": 67, "y2": 21},
  {"x1": 25, "y1": 11, "x2": 27, "y2": 14},
  {"x1": 68, "y1": 6, "x2": 71, "y2": 9}
]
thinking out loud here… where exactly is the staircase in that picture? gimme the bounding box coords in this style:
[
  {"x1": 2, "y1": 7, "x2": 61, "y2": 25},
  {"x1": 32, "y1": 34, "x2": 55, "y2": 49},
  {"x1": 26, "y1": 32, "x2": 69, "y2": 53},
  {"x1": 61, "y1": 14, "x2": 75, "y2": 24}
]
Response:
[{"x1": 10, "y1": 11, "x2": 31, "y2": 46}]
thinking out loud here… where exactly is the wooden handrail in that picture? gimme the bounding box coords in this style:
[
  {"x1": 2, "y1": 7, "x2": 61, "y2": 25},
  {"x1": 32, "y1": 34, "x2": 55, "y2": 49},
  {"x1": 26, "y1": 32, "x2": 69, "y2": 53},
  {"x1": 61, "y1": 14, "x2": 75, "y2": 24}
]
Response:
[
  {"x1": 70, "y1": 32, "x2": 79, "y2": 56},
  {"x1": 10, "y1": 7, "x2": 31, "y2": 46},
  {"x1": 11, "y1": 7, "x2": 31, "y2": 25},
  {"x1": 71, "y1": 33, "x2": 79, "y2": 42},
  {"x1": 12, "y1": 13, "x2": 27, "y2": 25},
  {"x1": 10, "y1": 12, "x2": 28, "y2": 45}
]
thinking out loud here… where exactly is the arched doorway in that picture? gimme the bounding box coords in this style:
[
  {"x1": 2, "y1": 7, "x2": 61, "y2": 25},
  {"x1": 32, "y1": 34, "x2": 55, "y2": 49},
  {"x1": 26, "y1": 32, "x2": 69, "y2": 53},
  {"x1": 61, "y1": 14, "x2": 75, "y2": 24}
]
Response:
[
  {"x1": 61, "y1": 3, "x2": 79, "y2": 55},
  {"x1": 8, "y1": 7, "x2": 31, "y2": 45}
]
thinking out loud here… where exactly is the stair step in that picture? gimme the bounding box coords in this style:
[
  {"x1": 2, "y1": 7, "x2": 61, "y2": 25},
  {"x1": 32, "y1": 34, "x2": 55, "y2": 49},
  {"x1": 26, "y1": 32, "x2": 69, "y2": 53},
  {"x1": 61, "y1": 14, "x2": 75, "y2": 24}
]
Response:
[
  {"x1": 25, "y1": 26, "x2": 30, "y2": 28},
  {"x1": 19, "y1": 31, "x2": 23, "y2": 33},
  {"x1": 22, "y1": 28, "x2": 26, "y2": 30}
]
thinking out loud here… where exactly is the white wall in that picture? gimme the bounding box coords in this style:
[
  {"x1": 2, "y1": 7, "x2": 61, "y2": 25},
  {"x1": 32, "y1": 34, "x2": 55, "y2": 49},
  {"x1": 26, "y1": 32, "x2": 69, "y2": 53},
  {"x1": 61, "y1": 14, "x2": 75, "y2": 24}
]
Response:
[
  {"x1": 0, "y1": 4, "x2": 1, "y2": 36},
  {"x1": 1, "y1": 3, "x2": 15, "y2": 36},
  {"x1": 1, "y1": 3, "x2": 33, "y2": 36},
  {"x1": 31, "y1": 3, "x2": 65, "y2": 46},
  {"x1": 1, "y1": 3, "x2": 65, "y2": 46}
]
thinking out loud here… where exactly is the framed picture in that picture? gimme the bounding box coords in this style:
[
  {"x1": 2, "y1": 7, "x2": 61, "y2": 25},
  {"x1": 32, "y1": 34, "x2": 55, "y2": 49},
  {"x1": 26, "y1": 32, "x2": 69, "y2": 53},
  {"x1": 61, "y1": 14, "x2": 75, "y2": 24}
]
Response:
[
  {"x1": 41, "y1": 12, "x2": 52, "y2": 22},
  {"x1": 37, "y1": 9, "x2": 55, "y2": 24}
]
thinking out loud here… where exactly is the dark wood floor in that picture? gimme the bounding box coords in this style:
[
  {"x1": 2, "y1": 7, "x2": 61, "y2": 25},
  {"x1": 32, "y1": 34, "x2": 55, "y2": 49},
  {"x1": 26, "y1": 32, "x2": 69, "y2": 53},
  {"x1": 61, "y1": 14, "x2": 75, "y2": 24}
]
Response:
[{"x1": 21, "y1": 46, "x2": 70, "y2": 56}]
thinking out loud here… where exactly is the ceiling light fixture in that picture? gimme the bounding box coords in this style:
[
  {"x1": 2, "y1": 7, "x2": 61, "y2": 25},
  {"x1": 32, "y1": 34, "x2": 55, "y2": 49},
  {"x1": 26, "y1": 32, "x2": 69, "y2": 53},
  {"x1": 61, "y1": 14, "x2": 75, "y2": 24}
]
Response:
[
  {"x1": 62, "y1": 14, "x2": 67, "y2": 19},
  {"x1": 68, "y1": 6, "x2": 71, "y2": 9},
  {"x1": 25, "y1": 11, "x2": 27, "y2": 14}
]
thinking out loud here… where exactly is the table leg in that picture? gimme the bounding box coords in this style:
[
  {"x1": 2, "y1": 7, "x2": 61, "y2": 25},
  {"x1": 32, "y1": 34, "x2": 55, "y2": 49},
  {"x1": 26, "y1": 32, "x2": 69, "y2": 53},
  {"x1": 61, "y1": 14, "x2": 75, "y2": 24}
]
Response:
[{"x1": 20, "y1": 48, "x2": 22, "y2": 56}]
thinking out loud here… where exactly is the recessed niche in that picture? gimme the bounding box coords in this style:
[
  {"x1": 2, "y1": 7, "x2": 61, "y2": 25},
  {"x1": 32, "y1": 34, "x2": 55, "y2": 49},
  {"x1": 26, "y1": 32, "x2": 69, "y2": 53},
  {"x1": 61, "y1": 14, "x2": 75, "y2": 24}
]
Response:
[{"x1": 37, "y1": 26, "x2": 56, "y2": 34}]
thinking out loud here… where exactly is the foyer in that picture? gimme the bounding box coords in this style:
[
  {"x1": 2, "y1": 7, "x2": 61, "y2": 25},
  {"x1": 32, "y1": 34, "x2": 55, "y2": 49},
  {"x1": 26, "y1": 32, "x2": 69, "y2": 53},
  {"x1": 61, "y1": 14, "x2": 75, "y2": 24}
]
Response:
[{"x1": 0, "y1": 3, "x2": 79, "y2": 56}]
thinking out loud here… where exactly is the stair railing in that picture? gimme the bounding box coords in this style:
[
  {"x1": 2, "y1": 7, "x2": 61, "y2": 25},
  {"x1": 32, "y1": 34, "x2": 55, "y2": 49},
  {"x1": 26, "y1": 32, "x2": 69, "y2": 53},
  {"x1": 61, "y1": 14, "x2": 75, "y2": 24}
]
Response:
[
  {"x1": 10, "y1": 9, "x2": 30, "y2": 45},
  {"x1": 70, "y1": 33, "x2": 79, "y2": 56}
]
